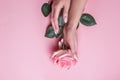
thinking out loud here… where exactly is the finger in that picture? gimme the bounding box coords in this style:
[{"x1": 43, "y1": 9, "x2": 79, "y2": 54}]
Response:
[
  {"x1": 61, "y1": 38, "x2": 64, "y2": 44},
  {"x1": 51, "y1": 4, "x2": 56, "y2": 34},
  {"x1": 59, "y1": 38, "x2": 64, "y2": 48},
  {"x1": 63, "y1": 4, "x2": 70, "y2": 23},
  {"x1": 58, "y1": 53, "x2": 71, "y2": 59},
  {"x1": 53, "y1": 5, "x2": 62, "y2": 33},
  {"x1": 58, "y1": 41, "x2": 62, "y2": 49},
  {"x1": 48, "y1": 0, "x2": 52, "y2": 4},
  {"x1": 51, "y1": 50, "x2": 63, "y2": 59}
]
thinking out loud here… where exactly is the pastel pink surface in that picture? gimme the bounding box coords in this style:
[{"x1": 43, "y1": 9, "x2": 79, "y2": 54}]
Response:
[{"x1": 0, "y1": 0, "x2": 120, "y2": 80}]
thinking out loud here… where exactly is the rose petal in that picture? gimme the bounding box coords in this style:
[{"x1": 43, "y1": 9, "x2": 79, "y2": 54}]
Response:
[
  {"x1": 51, "y1": 50, "x2": 68, "y2": 59},
  {"x1": 51, "y1": 50, "x2": 64, "y2": 58},
  {"x1": 73, "y1": 54, "x2": 79, "y2": 61},
  {"x1": 59, "y1": 61, "x2": 65, "y2": 68},
  {"x1": 51, "y1": 48, "x2": 78, "y2": 69},
  {"x1": 53, "y1": 58, "x2": 58, "y2": 64},
  {"x1": 58, "y1": 53, "x2": 71, "y2": 59}
]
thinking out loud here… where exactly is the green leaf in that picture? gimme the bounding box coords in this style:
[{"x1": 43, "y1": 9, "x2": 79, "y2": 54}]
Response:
[
  {"x1": 58, "y1": 15, "x2": 65, "y2": 27},
  {"x1": 45, "y1": 25, "x2": 56, "y2": 38},
  {"x1": 80, "y1": 13, "x2": 97, "y2": 26},
  {"x1": 41, "y1": 3, "x2": 52, "y2": 17},
  {"x1": 45, "y1": 15, "x2": 65, "y2": 38}
]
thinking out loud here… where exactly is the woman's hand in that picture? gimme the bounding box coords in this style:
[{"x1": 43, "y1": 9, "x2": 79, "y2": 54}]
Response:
[
  {"x1": 63, "y1": 24, "x2": 78, "y2": 56},
  {"x1": 61, "y1": 0, "x2": 87, "y2": 55},
  {"x1": 51, "y1": 0, "x2": 71, "y2": 34}
]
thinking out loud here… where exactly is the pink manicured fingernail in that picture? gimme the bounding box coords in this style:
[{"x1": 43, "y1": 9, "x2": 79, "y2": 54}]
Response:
[
  {"x1": 54, "y1": 29, "x2": 59, "y2": 34},
  {"x1": 55, "y1": 31, "x2": 57, "y2": 34},
  {"x1": 64, "y1": 17, "x2": 68, "y2": 23},
  {"x1": 56, "y1": 29, "x2": 59, "y2": 34},
  {"x1": 54, "y1": 29, "x2": 58, "y2": 34},
  {"x1": 55, "y1": 29, "x2": 59, "y2": 35}
]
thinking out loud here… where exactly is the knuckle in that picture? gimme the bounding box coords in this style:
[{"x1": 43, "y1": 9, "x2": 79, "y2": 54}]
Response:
[
  {"x1": 52, "y1": 2, "x2": 58, "y2": 9},
  {"x1": 53, "y1": 1, "x2": 58, "y2": 6},
  {"x1": 64, "y1": 9, "x2": 68, "y2": 14},
  {"x1": 63, "y1": 13, "x2": 68, "y2": 17},
  {"x1": 54, "y1": 5, "x2": 58, "y2": 10}
]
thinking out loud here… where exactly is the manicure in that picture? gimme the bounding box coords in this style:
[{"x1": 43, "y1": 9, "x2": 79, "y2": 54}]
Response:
[
  {"x1": 55, "y1": 31, "x2": 57, "y2": 34},
  {"x1": 64, "y1": 16, "x2": 68, "y2": 23},
  {"x1": 56, "y1": 29, "x2": 59, "y2": 33}
]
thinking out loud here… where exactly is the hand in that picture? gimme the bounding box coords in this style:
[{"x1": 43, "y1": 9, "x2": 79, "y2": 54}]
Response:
[
  {"x1": 51, "y1": 0, "x2": 71, "y2": 34},
  {"x1": 63, "y1": 24, "x2": 78, "y2": 56}
]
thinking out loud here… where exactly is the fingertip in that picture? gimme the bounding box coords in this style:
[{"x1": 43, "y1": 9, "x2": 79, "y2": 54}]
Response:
[
  {"x1": 63, "y1": 15, "x2": 68, "y2": 23},
  {"x1": 58, "y1": 41, "x2": 62, "y2": 48},
  {"x1": 63, "y1": 7, "x2": 68, "y2": 23},
  {"x1": 61, "y1": 38, "x2": 64, "y2": 43}
]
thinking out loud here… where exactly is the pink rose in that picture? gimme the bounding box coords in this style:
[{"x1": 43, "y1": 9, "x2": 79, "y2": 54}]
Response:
[{"x1": 51, "y1": 39, "x2": 78, "y2": 69}]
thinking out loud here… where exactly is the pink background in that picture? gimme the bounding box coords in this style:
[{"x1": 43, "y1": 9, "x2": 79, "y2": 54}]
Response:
[{"x1": 0, "y1": 0, "x2": 120, "y2": 80}]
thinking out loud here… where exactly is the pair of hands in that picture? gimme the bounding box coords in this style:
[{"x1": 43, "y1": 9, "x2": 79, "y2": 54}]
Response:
[{"x1": 50, "y1": 0, "x2": 78, "y2": 54}]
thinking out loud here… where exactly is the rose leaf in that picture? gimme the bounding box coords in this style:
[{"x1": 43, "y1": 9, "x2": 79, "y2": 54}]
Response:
[
  {"x1": 80, "y1": 13, "x2": 97, "y2": 26},
  {"x1": 58, "y1": 15, "x2": 65, "y2": 27},
  {"x1": 45, "y1": 25, "x2": 56, "y2": 38},
  {"x1": 41, "y1": 3, "x2": 52, "y2": 17}
]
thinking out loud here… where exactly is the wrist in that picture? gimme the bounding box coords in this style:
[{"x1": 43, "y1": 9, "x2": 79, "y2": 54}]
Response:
[
  {"x1": 66, "y1": 21, "x2": 78, "y2": 31},
  {"x1": 65, "y1": 23, "x2": 77, "y2": 32}
]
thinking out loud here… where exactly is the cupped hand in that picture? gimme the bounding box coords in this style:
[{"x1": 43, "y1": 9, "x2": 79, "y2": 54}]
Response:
[{"x1": 50, "y1": 0, "x2": 71, "y2": 34}]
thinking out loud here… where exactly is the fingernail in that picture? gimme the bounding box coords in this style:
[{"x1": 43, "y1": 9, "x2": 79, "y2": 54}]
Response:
[
  {"x1": 64, "y1": 17, "x2": 68, "y2": 23},
  {"x1": 61, "y1": 39, "x2": 63, "y2": 43},
  {"x1": 55, "y1": 29, "x2": 59, "y2": 35},
  {"x1": 57, "y1": 29, "x2": 59, "y2": 33},
  {"x1": 55, "y1": 31, "x2": 57, "y2": 34}
]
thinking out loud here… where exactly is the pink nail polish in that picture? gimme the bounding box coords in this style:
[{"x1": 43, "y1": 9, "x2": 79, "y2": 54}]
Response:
[
  {"x1": 57, "y1": 29, "x2": 59, "y2": 34},
  {"x1": 64, "y1": 17, "x2": 68, "y2": 23},
  {"x1": 55, "y1": 31, "x2": 57, "y2": 34}
]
